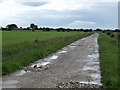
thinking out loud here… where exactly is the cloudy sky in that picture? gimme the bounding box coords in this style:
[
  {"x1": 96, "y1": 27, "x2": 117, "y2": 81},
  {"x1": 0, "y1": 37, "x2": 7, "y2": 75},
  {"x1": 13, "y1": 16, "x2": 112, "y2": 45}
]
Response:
[{"x1": 0, "y1": 0, "x2": 119, "y2": 29}]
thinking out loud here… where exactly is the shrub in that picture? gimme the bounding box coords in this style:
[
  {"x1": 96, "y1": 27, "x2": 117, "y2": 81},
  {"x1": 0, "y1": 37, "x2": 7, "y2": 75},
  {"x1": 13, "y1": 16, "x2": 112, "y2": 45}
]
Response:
[
  {"x1": 106, "y1": 32, "x2": 111, "y2": 35},
  {"x1": 102, "y1": 31, "x2": 105, "y2": 33},
  {"x1": 111, "y1": 34, "x2": 114, "y2": 38}
]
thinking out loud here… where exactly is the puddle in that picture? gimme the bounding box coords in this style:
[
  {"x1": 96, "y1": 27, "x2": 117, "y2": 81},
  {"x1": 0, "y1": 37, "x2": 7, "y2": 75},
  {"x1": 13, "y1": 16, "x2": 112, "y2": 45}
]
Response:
[
  {"x1": 94, "y1": 50, "x2": 99, "y2": 53},
  {"x1": 91, "y1": 73, "x2": 101, "y2": 79},
  {"x1": 50, "y1": 55, "x2": 58, "y2": 59},
  {"x1": 83, "y1": 66, "x2": 99, "y2": 71},
  {"x1": 86, "y1": 62, "x2": 99, "y2": 66},
  {"x1": 93, "y1": 44, "x2": 99, "y2": 48},
  {"x1": 2, "y1": 80, "x2": 19, "y2": 88},
  {"x1": 79, "y1": 81, "x2": 102, "y2": 85},
  {"x1": 88, "y1": 53, "x2": 99, "y2": 58},
  {"x1": 94, "y1": 37, "x2": 98, "y2": 44},
  {"x1": 14, "y1": 70, "x2": 29, "y2": 76},
  {"x1": 58, "y1": 50, "x2": 67, "y2": 54},
  {"x1": 81, "y1": 38, "x2": 85, "y2": 41},
  {"x1": 90, "y1": 73, "x2": 101, "y2": 84},
  {"x1": 41, "y1": 62, "x2": 50, "y2": 66},
  {"x1": 31, "y1": 62, "x2": 50, "y2": 68},
  {"x1": 30, "y1": 55, "x2": 58, "y2": 69},
  {"x1": 69, "y1": 45, "x2": 76, "y2": 48},
  {"x1": 31, "y1": 63, "x2": 40, "y2": 68}
]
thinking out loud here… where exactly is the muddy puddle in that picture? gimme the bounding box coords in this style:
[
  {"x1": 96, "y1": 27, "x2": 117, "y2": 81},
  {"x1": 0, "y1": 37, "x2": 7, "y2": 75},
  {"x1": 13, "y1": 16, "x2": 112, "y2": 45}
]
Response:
[{"x1": 2, "y1": 80, "x2": 19, "y2": 88}]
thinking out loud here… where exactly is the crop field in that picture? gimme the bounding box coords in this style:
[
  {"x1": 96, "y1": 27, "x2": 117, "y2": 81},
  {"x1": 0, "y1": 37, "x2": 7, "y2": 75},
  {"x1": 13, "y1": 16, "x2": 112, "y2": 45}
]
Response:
[
  {"x1": 99, "y1": 32, "x2": 119, "y2": 88},
  {"x1": 2, "y1": 31, "x2": 92, "y2": 75}
]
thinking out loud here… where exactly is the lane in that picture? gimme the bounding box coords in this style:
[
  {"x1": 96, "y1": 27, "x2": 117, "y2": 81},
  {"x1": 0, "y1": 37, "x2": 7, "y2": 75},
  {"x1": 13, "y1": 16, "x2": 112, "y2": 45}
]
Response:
[{"x1": 2, "y1": 33, "x2": 102, "y2": 88}]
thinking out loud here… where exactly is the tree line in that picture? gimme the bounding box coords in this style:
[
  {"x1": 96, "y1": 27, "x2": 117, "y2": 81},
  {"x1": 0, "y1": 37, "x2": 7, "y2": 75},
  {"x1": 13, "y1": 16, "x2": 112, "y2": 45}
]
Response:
[{"x1": 0, "y1": 23, "x2": 119, "y2": 32}]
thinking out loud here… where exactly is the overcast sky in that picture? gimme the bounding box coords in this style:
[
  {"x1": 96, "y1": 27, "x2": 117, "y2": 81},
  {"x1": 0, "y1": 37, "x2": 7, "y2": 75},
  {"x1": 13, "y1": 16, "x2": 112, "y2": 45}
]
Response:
[{"x1": 0, "y1": 0, "x2": 119, "y2": 29}]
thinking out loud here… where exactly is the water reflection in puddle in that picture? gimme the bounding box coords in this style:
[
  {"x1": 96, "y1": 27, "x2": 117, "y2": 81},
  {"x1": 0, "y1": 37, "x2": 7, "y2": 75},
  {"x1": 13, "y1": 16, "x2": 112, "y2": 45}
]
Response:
[
  {"x1": 83, "y1": 66, "x2": 99, "y2": 71},
  {"x1": 58, "y1": 50, "x2": 67, "y2": 54},
  {"x1": 90, "y1": 73, "x2": 101, "y2": 84},
  {"x1": 2, "y1": 80, "x2": 19, "y2": 88},
  {"x1": 86, "y1": 62, "x2": 99, "y2": 66},
  {"x1": 50, "y1": 55, "x2": 58, "y2": 59},
  {"x1": 31, "y1": 62, "x2": 50, "y2": 68},
  {"x1": 41, "y1": 62, "x2": 50, "y2": 66},
  {"x1": 15, "y1": 70, "x2": 28, "y2": 76},
  {"x1": 69, "y1": 45, "x2": 76, "y2": 48},
  {"x1": 88, "y1": 54, "x2": 99, "y2": 58},
  {"x1": 80, "y1": 81, "x2": 102, "y2": 85}
]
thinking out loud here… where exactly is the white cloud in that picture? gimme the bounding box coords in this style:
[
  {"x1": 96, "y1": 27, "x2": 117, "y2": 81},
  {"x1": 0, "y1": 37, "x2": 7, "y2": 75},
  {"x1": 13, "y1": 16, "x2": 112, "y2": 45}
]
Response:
[
  {"x1": 0, "y1": 0, "x2": 32, "y2": 20},
  {"x1": 66, "y1": 21, "x2": 96, "y2": 29},
  {"x1": 35, "y1": 0, "x2": 96, "y2": 11},
  {"x1": 0, "y1": 0, "x2": 118, "y2": 29}
]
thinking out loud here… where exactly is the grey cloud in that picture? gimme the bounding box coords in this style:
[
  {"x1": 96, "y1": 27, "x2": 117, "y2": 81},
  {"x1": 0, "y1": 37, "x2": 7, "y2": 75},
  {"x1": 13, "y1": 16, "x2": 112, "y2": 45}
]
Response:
[
  {"x1": 1, "y1": 2, "x2": 117, "y2": 29},
  {"x1": 22, "y1": 2, "x2": 48, "y2": 7},
  {"x1": 0, "y1": 0, "x2": 3, "y2": 3}
]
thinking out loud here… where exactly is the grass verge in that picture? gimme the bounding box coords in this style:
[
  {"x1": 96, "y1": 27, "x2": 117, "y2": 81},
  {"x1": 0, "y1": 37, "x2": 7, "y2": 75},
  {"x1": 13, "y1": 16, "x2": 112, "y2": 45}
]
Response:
[
  {"x1": 99, "y1": 32, "x2": 119, "y2": 89},
  {"x1": 2, "y1": 32, "x2": 92, "y2": 75}
]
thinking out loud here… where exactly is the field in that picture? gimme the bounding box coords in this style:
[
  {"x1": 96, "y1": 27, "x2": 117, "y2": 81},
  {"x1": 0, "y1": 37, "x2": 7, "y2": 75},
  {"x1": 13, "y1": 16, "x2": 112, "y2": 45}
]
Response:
[
  {"x1": 2, "y1": 31, "x2": 92, "y2": 75},
  {"x1": 2, "y1": 31, "x2": 119, "y2": 89},
  {"x1": 99, "y1": 32, "x2": 119, "y2": 89}
]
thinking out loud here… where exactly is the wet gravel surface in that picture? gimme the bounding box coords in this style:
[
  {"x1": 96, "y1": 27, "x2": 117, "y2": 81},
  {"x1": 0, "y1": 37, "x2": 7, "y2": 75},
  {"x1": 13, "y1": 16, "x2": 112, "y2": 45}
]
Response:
[
  {"x1": 2, "y1": 33, "x2": 103, "y2": 89},
  {"x1": 56, "y1": 81, "x2": 104, "y2": 89}
]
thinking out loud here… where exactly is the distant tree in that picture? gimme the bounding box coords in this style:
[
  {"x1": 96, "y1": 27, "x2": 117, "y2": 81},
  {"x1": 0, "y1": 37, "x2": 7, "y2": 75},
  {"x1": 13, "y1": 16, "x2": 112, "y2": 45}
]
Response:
[
  {"x1": 73, "y1": 29, "x2": 77, "y2": 31},
  {"x1": 46, "y1": 27, "x2": 50, "y2": 31},
  {"x1": 35, "y1": 25, "x2": 38, "y2": 30},
  {"x1": 30, "y1": 23, "x2": 35, "y2": 29},
  {"x1": 27, "y1": 27, "x2": 30, "y2": 30},
  {"x1": 95, "y1": 28, "x2": 102, "y2": 31},
  {"x1": 111, "y1": 34, "x2": 114, "y2": 37},
  {"x1": 30, "y1": 23, "x2": 36, "y2": 31},
  {"x1": 102, "y1": 30, "x2": 105, "y2": 33},
  {"x1": 1, "y1": 28, "x2": 7, "y2": 31},
  {"x1": 39, "y1": 27, "x2": 43, "y2": 30},
  {"x1": 106, "y1": 32, "x2": 111, "y2": 35},
  {"x1": 20, "y1": 27, "x2": 22, "y2": 30},
  {"x1": 6, "y1": 24, "x2": 18, "y2": 30},
  {"x1": 67, "y1": 28, "x2": 70, "y2": 32},
  {"x1": 114, "y1": 29, "x2": 119, "y2": 32},
  {"x1": 89, "y1": 29, "x2": 93, "y2": 32},
  {"x1": 60, "y1": 27, "x2": 65, "y2": 32},
  {"x1": 57, "y1": 28, "x2": 61, "y2": 32}
]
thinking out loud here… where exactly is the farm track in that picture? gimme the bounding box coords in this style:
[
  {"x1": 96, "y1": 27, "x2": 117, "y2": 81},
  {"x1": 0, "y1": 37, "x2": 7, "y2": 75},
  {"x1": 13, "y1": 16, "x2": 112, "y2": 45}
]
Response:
[{"x1": 2, "y1": 33, "x2": 103, "y2": 89}]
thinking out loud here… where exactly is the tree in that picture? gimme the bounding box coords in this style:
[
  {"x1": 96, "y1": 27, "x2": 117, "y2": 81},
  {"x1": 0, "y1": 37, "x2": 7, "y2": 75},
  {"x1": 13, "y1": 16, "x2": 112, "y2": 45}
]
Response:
[
  {"x1": 6, "y1": 24, "x2": 18, "y2": 30},
  {"x1": 30, "y1": 23, "x2": 38, "y2": 31},
  {"x1": 35, "y1": 25, "x2": 38, "y2": 30},
  {"x1": 95, "y1": 28, "x2": 102, "y2": 32},
  {"x1": 30, "y1": 23, "x2": 35, "y2": 29}
]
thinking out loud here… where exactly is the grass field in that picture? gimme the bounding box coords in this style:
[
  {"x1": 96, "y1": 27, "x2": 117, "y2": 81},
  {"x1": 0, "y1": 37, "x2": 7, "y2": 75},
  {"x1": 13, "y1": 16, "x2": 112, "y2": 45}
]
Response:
[
  {"x1": 2, "y1": 31, "x2": 92, "y2": 75},
  {"x1": 99, "y1": 32, "x2": 119, "y2": 89},
  {"x1": 3, "y1": 31, "x2": 83, "y2": 46}
]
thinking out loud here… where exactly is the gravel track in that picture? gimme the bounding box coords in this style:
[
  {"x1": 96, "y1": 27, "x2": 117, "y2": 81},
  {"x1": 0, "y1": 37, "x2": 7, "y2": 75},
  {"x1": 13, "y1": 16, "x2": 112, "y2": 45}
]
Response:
[{"x1": 2, "y1": 33, "x2": 103, "y2": 89}]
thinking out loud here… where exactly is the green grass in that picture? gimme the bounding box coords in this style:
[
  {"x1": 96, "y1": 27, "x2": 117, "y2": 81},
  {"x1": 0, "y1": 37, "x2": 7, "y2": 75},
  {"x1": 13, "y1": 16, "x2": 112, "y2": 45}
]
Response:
[
  {"x1": 3, "y1": 31, "x2": 83, "y2": 46},
  {"x1": 2, "y1": 31, "x2": 92, "y2": 75},
  {"x1": 99, "y1": 32, "x2": 119, "y2": 89}
]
